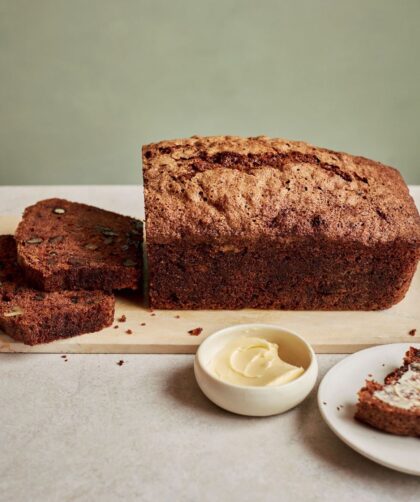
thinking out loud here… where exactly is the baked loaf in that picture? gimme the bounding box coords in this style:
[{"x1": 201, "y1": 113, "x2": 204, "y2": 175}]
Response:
[
  {"x1": 355, "y1": 347, "x2": 420, "y2": 437},
  {"x1": 0, "y1": 235, "x2": 114, "y2": 345},
  {"x1": 143, "y1": 135, "x2": 420, "y2": 309},
  {"x1": 15, "y1": 199, "x2": 143, "y2": 292}
]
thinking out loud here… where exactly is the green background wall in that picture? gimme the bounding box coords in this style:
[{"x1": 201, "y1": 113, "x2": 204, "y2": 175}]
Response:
[{"x1": 1, "y1": 0, "x2": 419, "y2": 185}]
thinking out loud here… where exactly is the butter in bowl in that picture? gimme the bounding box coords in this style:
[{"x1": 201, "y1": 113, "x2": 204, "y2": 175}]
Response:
[{"x1": 194, "y1": 324, "x2": 318, "y2": 416}]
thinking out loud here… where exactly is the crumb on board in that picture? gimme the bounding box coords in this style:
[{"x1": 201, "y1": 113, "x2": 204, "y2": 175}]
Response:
[
  {"x1": 322, "y1": 402, "x2": 327, "y2": 406},
  {"x1": 126, "y1": 329, "x2": 133, "y2": 335},
  {"x1": 188, "y1": 327, "x2": 203, "y2": 336},
  {"x1": 140, "y1": 322, "x2": 146, "y2": 326},
  {"x1": 175, "y1": 315, "x2": 180, "y2": 319},
  {"x1": 382, "y1": 363, "x2": 385, "y2": 367},
  {"x1": 113, "y1": 325, "x2": 119, "y2": 329},
  {"x1": 408, "y1": 328, "x2": 417, "y2": 337},
  {"x1": 151, "y1": 313, "x2": 156, "y2": 317},
  {"x1": 117, "y1": 315, "x2": 126, "y2": 323},
  {"x1": 368, "y1": 373, "x2": 373, "y2": 378},
  {"x1": 116, "y1": 360, "x2": 125, "y2": 366},
  {"x1": 61, "y1": 355, "x2": 67, "y2": 359},
  {"x1": 336, "y1": 407, "x2": 340, "y2": 411}
]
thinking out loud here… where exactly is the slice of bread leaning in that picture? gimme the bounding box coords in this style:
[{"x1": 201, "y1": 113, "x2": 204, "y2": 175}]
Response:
[{"x1": 15, "y1": 198, "x2": 143, "y2": 292}]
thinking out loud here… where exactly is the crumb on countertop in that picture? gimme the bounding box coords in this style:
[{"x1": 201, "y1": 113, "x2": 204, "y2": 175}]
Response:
[
  {"x1": 126, "y1": 329, "x2": 133, "y2": 335},
  {"x1": 117, "y1": 315, "x2": 127, "y2": 323},
  {"x1": 188, "y1": 327, "x2": 203, "y2": 336},
  {"x1": 408, "y1": 328, "x2": 417, "y2": 337},
  {"x1": 116, "y1": 360, "x2": 125, "y2": 366}
]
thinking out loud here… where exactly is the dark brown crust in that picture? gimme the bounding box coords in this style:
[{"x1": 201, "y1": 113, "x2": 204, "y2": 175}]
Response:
[
  {"x1": 0, "y1": 235, "x2": 115, "y2": 345},
  {"x1": 143, "y1": 135, "x2": 420, "y2": 310},
  {"x1": 15, "y1": 199, "x2": 143, "y2": 292},
  {"x1": 355, "y1": 348, "x2": 420, "y2": 437},
  {"x1": 384, "y1": 347, "x2": 420, "y2": 384}
]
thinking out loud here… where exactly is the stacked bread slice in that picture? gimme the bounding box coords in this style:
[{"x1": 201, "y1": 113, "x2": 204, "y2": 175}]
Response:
[{"x1": 0, "y1": 199, "x2": 143, "y2": 345}]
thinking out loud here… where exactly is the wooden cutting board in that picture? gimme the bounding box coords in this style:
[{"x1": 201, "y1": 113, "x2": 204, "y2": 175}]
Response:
[{"x1": 0, "y1": 215, "x2": 418, "y2": 354}]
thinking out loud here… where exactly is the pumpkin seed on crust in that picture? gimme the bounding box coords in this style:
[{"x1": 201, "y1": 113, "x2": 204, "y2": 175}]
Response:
[{"x1": 26, "y1": 237, "x2": 43, "y2": 245}]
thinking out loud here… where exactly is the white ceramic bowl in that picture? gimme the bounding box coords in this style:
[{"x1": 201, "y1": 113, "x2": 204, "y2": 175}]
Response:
[{"x1": 194, "y1": 324, "x2": 318, "y2": 416}]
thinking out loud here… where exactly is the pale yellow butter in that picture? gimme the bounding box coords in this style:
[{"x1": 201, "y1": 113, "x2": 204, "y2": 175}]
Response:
[
  {"x1": 374, "y1": 363, "x2": 420, "y2": 410},
  {"x1": 211, "y1": 336, "x2": 304, "y2": 386}
]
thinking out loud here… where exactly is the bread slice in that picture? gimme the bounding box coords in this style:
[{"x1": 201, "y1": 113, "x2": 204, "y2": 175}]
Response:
[
  {"x1": 15, "y1": 199, "x2": 143, "y2": 292},
  {"x1": 355, "y1": 347, "x2": 420, "y2": 436},
  {"x1": 0, "y1": 235, "x2": 115, "y2": 345}
]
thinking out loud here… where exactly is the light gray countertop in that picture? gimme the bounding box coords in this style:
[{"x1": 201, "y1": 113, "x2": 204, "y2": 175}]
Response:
[{"x1": 0, "y1": 186, "x2": 419, "y2": 502}]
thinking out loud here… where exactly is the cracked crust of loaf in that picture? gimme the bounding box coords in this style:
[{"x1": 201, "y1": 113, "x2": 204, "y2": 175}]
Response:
[
  {"x1": 143, "y1": 135, "x2": 420, "y2": 246},
  {"x1": 142, "y1": 135, "x2": 420, "y2": 310},
  {"x1": 355, "y1": 347, "x2": 420, "y2": 437}
]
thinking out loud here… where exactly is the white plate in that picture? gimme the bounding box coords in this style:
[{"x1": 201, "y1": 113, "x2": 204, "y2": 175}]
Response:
[{"x1": 318, "y1": 343, "x2": 420, "y2": 476}]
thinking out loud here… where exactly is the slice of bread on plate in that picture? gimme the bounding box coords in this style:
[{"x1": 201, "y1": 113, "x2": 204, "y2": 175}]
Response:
[{"x1": 355, "y1": 347, "x2": 420, "y2": 436}]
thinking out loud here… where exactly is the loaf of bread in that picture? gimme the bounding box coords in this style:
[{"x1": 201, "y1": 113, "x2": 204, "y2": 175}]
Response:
[
  {"x1": 142, "y1": 135, "x2": 420, "y2": 310},
  {"x1": 0, "y1": 235, "x2": 114, "y2": 345},
  {"x1": 15, "y1": 199, "x2": 143, "y2": 292}
]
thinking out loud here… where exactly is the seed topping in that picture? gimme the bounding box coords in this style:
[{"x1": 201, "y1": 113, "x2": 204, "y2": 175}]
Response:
[
  {"x1": 85, "y1": 243, "x2": 98, "y2": 250},
  {"x1": 3, "y1": 306, "x2": 24, "y2": 317},
  {"x1": 26, "y1": 237, "x2": 43, "y2": 245}
]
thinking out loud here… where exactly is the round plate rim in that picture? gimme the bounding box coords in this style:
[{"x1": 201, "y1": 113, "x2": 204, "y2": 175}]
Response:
[{"x1": 318, "y1": 343, "x2": 420, "y2": 476}]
